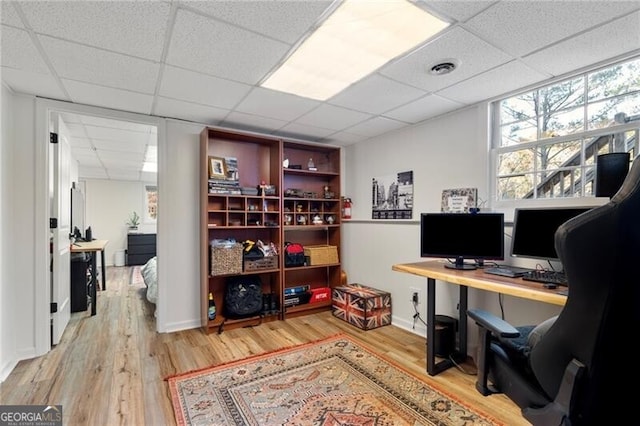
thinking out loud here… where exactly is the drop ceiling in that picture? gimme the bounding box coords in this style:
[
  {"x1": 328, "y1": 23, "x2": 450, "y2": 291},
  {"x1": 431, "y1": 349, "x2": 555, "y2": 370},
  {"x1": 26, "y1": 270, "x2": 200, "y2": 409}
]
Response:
[{"x1": 2, "y1": 1, "x2": 640, "y2": 182}]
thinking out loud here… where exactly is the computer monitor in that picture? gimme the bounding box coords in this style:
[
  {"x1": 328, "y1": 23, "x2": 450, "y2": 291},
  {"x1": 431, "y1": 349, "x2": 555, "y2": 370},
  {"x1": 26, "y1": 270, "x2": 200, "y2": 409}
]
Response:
[
  {"x1": 510, "y1": 207, "x2": 593, "y2": 262},
  {"x1": 420, "y1": 212, "x2": 505, "y2": 270}
]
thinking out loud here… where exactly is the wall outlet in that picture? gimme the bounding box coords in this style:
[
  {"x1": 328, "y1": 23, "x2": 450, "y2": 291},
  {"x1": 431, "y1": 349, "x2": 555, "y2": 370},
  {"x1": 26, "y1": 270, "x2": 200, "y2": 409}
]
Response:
[{"x1": 410, "y1": 287, "x2": 422, "y2": 305}]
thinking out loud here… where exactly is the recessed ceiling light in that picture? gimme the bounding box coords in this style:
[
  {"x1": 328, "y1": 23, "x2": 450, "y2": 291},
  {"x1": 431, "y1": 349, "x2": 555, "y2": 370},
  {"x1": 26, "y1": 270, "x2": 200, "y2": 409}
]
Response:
[
  {"x1": 429, "y1": 59, "x2": 459, "y2": 75},
  {"x1": 261, "y1": 0, "x2": 449, "y2": 100}
]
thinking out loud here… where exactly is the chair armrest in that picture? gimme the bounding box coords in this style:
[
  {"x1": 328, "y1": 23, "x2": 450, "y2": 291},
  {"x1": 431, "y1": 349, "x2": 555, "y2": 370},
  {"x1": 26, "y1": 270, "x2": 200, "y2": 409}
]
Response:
[
  {"x1": 468, "y1": 309, "x2": 520, "y2": 338},
  {"x1": 468, "y1": 308, "x2": 520, "y2": 396}
]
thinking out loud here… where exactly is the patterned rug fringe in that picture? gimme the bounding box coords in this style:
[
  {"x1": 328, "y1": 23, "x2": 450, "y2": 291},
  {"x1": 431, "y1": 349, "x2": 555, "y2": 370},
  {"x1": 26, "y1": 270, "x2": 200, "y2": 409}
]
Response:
[{"x1": 164, "y1": 332, "x2": 347, "y2": 382}]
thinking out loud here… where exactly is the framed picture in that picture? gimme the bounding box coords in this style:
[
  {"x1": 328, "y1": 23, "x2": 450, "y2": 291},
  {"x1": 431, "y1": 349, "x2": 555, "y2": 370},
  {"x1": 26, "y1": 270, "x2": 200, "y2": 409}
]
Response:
[{"x1": 208, "y1": 156, "x2": 226, "y2": 179}]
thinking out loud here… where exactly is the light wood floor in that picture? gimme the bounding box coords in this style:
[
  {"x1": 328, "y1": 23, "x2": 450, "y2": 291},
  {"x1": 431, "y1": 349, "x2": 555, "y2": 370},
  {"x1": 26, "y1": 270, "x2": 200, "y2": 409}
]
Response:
[{"x1": 0, "y1": 266, "x2": 528, "y2": 425}]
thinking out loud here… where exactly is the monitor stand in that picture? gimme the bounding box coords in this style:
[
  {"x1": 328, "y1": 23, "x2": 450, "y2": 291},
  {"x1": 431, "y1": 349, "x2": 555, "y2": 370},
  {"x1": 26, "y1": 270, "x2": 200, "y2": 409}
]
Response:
[{"x1": 444, "y1": 256, "x2": 477, "y2": 270}]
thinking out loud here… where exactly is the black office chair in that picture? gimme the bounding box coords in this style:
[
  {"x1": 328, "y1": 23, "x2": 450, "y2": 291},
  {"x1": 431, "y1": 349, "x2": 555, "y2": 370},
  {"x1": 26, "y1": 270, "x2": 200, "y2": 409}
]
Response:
[{"x1": 468, "y1": 154, "x2": 640, "y2": 425}]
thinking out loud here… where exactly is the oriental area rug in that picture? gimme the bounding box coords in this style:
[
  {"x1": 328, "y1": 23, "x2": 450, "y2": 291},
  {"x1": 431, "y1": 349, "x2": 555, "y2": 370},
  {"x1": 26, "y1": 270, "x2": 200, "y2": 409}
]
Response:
[{"x1": 167, "y1": 334, "x2": 501, "y2": 425}]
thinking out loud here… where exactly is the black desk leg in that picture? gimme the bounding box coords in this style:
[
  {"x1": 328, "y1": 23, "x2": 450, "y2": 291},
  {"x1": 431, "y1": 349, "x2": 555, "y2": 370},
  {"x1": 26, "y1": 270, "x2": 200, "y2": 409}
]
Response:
[
  {"x1": 91, "y1": 252, "x2": 97, "y2": 316},
  {"x1": 458, "y1": 285, "x2": 468, "y2": 357},
  {"x1": 425, "y1": 279, "x2": 469, "y2": 376},
  {"x1": 426, "y1": 277, "x2": 436, "y2": 375},
  {"x1": 100, "y1": 249, "x2": 106, "y2": 291}
]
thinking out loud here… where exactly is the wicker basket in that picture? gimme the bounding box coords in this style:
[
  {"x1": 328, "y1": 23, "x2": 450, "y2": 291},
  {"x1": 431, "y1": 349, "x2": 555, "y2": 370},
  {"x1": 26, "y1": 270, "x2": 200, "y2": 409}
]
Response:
[
  {"x1": 304, "y1": 245, "x2": 339, "y2": 265},
  {"x1": 244, "y1": 255, "x2": 279, "y2": 272},
  {"x1": 210, "y1": 243, "x2": 243, "y2": 276}
]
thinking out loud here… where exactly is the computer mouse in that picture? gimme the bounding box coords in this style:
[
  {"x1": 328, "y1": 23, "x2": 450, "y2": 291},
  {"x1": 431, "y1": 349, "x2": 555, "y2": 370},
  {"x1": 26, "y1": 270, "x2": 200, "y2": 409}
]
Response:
[{"x1": 543, "y1": 283, "x2": 557, "y2": 289}]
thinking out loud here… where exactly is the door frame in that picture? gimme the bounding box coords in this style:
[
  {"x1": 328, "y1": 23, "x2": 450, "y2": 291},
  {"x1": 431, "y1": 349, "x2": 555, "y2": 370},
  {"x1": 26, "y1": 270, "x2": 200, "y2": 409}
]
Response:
[{"x1": 34, "y1": 98, "x2": 165, "y2": 355}]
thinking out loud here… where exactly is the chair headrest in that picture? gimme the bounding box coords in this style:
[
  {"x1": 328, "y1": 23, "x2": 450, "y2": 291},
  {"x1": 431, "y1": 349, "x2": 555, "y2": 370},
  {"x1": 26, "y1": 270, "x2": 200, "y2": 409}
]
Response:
[{"x1": 611, "y1": 154, "x2": 640, "y2": 203}]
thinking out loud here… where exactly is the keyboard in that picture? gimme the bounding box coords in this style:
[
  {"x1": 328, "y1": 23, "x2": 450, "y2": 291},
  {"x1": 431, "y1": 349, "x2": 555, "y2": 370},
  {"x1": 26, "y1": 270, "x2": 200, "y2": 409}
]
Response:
[
  {"x1": 484, "y1": 266, "x2": 533, "y2": 278},
  {"x1": 522, "y1": 270, "x2": 568, "y2": 286}
]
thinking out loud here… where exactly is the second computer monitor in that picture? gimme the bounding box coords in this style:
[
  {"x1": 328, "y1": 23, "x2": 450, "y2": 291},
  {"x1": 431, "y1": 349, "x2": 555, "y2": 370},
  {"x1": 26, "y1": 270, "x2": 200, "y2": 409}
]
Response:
[{"x1": 510, "y1": 207, "x2": 592, "y2": 262}]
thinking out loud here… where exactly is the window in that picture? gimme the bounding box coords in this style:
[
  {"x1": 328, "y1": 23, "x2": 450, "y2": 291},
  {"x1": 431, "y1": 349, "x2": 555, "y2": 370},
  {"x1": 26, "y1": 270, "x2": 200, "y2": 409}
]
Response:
[{"x1": 493, "y1": 56, "x2": 640, "y2": 201}]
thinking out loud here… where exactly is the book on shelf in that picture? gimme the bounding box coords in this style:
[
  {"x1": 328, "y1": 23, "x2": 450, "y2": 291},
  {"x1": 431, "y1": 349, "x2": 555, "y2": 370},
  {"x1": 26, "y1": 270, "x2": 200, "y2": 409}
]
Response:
[{"x1": 284, "y1": 284, "x2": 311, "y2": 296}]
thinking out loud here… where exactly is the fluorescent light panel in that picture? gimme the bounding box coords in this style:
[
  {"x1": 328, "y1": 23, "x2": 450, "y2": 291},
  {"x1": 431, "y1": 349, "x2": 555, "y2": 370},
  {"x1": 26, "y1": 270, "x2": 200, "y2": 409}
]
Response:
[
  {"x1": 262, "y1": 0, "x2": 449, "y2": 100},
  {"x1": 142, "y1": 145, "x2": 157, "y2": 173}
]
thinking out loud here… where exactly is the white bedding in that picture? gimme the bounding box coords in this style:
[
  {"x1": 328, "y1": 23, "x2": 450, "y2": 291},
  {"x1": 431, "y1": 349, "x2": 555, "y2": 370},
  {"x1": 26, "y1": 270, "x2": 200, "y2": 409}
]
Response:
[{"x1": 140, "y1": 256, "x2": 158, "y2": 304}]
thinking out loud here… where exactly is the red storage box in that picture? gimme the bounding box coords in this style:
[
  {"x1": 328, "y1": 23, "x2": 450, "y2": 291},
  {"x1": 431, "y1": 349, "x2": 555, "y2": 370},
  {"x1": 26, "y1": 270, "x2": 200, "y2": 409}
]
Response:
[
  {"x1": 332, "y1": 283, "x2": 391, "y2": 330},
  {"x1": 310, "y1": 287, "x2": 331, "y2": 303}
]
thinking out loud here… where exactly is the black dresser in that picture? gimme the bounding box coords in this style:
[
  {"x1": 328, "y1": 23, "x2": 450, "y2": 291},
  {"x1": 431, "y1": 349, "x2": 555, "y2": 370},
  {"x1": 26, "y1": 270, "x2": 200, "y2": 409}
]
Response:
[{"x1": 127, "y1": 233, "x2": 156, "y2": 265}]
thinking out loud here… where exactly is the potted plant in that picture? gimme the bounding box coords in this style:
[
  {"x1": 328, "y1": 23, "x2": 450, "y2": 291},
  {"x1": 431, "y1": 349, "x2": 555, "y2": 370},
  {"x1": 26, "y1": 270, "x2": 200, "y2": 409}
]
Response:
[{"x1": 127, "y1": 211, "x2": 140, "y2": 231}]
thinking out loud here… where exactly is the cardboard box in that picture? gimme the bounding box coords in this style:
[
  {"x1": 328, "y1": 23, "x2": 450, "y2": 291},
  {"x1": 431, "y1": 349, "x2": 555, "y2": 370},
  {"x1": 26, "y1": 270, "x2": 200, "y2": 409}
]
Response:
[
  {"x1": 304, "y1": 245, "x2": 339, "y2": 265},
  {"x1": 332, "y1": 283, "x2": 391, "y2": 330}
]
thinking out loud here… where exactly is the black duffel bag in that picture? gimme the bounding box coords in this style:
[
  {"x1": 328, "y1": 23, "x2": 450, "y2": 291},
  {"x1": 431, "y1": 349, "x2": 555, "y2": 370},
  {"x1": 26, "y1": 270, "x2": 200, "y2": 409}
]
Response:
[{"x1": 224, "y1": 275, "x2": 263, "y2": 319}]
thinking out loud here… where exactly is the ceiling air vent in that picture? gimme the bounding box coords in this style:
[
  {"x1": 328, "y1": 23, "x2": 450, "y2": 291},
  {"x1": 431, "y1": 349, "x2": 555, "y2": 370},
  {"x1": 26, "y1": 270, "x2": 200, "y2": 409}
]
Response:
[{"x1": 429, "y1": 60, "x2": 458, "y2": 76}]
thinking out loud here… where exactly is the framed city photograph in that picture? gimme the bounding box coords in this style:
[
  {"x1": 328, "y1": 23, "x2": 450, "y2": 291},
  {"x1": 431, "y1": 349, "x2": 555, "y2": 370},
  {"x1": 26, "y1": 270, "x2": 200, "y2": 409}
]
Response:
[{"x1": 208, "y1": 156, "x2": 226, "y2": 179}]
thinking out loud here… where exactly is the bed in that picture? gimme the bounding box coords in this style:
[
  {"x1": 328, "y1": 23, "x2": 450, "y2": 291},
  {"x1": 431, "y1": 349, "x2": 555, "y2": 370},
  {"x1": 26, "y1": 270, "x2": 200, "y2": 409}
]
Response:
[{"x1": 140, "y1": 256, "x2": 158, "y2": 305}]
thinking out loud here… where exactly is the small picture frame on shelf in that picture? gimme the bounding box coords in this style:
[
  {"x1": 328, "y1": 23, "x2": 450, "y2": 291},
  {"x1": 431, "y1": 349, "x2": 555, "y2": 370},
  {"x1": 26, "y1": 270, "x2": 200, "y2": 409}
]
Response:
[{"x1": 208, "y1": 156, "x2": 226, "y2": 179}]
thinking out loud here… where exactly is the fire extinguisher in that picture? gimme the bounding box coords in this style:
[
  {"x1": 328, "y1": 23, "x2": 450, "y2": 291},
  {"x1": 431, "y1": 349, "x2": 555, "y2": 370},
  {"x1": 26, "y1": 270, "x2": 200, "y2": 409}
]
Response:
[{"x1": 342, "y1": 197, "x2": 352, "y2": 219}]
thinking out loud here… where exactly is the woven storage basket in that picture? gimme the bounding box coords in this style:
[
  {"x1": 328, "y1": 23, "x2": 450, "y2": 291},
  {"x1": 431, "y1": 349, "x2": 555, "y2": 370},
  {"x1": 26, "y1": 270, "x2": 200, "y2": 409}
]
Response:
[
  {"x1": 210, "y1": 243, "x2": 243, "y2": 276},
  {"x1": 244, "y1": 255, "x2": 279, "y2": 272},
  {"x1": 304, "y1": 245, "x2": 339, "y2": 265}
]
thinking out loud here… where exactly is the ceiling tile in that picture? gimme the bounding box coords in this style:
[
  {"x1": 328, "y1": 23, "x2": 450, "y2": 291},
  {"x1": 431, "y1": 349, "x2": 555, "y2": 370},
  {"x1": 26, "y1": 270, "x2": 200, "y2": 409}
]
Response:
[
  {"x1": 159, "y1": 65, "x2": 252, "y2": 110},
  {"x1": 329, "y1": 74, "x2": 427, "y2": 115},
  {"x1": 181, "y1": 0, "x2": 333, "y2": 44},
  {"x1": 1, "y1": 3, "x2": 24, "y2": 27},
  {"x1": 19, "y1": 1, "x2": 171, "y2": 61},
  {"x1": 79, "y1": 115, "x2": 155, "y2": 135},
  {"x1": 84, "y1": 126, "x2": 150, "y2": 145},
  {"x1": 154, "y1": 97, "x2": 229, "y2": 125},
  {"x1": 384, "y1": 94, "x2": 464, "y2": 123},
  {"x1": 40, "y1": 36, "x2": 160, "y2": 94},
  {"x1": 321, "y1": 131, "x2": 369, "y2": 146},
  {"x1": 234, "y1": 87, "x2": 320, "y2": 122},
  {"x1": 1, "y1": 26, "x2": 50, "y2": 74},
  {"x1": 72, "y1": 148, "x2": 101, "y2": 165},
  {"x1": 1, "y1": 67, "x2": 66, "y2": 99},
  {"x1": 91, "y1": 138, "x2": 147, "y2": 154},
  {"x1": 98, "y1": 150, "x2": 144, "y2": 161},
  {"x1": 437, "y1": 60, "x2": 550, "y2": 104},
  {"x1": 68, "y1": 137, "x2": 92, "y2": 149},
  {"x1": 344, "y1": 116, "x2": 407, "y2": 137},
  {"x1": 379, "y1": 27, "x2": 512, "y2": 92},
  {"x1": 523, "y1": 11, "x2": 640, "y2": 77},
  {"x1": 166, "y1": 9, "x2": 290, "y2": 84},
  {"x1": 79, "y1": 165, "x2": 108, "y2": 179},
  {"x1": 423, "y1": 1, "x2": 497, "y2": 23},
  {"x1": 295, "y1": 104, "x2": 372, "y2": 131},
  {"x1": 63, "y1": 79, "x2": 154, "y2": 115},
  {"x1": 464, "y1": 1, "x2": 640, "y2": 57},
  {"x1": 277, "y1": 122, "x2": 336, "y2": 141},
  {"x1": 220, "y1": 111, "x2": 289, "y2": 135}
]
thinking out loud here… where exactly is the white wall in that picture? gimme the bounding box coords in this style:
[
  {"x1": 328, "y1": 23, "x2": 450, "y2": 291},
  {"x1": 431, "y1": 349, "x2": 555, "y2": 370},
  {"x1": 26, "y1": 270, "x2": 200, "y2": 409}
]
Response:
[
  {"x1": 341, "y1": 105, "x2": 562, "y2": 352},
  {"x1": 1, "y1": 85, "x2": 18, "y2": 381},
  {"x1": 158, "y1": 119, "x2": 202, "y2": 332},
  {"x1": 84, "y1": 179, "x2": 157, "y2": 266}
]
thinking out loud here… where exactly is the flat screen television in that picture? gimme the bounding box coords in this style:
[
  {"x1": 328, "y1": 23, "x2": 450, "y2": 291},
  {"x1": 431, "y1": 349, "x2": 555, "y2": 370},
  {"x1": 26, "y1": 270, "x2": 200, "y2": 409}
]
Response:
[
  {"x1": 420, "y1": 212, "x2": 505, "y2": 270},
  {"x1": 510, "y1": 207, "x2": 593, "y2": 262}
]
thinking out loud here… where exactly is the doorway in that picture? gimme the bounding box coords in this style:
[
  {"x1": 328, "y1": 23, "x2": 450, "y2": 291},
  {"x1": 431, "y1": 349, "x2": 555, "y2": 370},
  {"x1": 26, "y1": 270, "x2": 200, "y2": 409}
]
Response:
[{"x1": 40, "y1": 100, "x2": 162, "y2": 353}]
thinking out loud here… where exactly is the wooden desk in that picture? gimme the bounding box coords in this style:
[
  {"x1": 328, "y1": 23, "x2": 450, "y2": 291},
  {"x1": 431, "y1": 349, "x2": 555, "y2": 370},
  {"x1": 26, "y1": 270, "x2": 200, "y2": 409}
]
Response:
[
  {"x1": 71, "y1": 240, "x2": 108, "y2": 316},
  {"x1": 392, "y1": 260, "x2": 567, "y2": 376}
]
